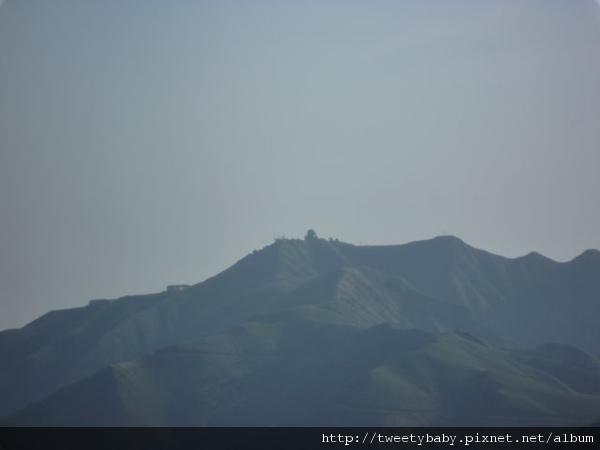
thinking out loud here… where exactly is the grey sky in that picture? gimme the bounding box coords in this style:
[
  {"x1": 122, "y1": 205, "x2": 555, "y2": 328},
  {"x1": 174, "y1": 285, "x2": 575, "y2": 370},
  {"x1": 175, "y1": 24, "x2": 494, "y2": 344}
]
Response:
[{"x1": 1, "y1": 0, "x2": 600, "y2": 330}]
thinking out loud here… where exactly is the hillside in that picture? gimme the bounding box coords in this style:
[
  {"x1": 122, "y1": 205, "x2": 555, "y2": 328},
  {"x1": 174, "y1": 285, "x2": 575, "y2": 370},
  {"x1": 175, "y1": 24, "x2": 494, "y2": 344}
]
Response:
[
  {"x1": 5, "y1": 318, "x2": 600, "y2": 427},
  {"x1": 1, "y1": 233, "x2": 599, "y2": 425}
]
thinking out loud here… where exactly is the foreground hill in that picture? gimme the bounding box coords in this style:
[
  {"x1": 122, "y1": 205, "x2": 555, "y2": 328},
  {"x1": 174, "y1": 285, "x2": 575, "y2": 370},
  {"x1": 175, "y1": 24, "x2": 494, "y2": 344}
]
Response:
[
  {"x1": 5, "y1": 317, "x2": 600, "y2": 427},
  {"x1": 1, "y1": 233, "x2": 599, "y2": 425}
]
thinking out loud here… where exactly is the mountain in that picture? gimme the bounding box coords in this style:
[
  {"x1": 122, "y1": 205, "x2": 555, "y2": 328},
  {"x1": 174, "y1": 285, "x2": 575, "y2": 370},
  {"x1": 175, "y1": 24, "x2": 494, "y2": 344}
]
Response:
[
  {"x1": 1, "y1": 233, "x2": 599, "y2": 426},
  {"x1": 6, "y1": 322, "x2": 600, "y2": 427}
]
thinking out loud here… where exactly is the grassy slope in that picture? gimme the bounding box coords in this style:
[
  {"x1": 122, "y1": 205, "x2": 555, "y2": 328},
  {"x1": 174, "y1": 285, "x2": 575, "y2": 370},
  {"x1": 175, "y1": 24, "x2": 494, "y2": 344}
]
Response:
[
  {"x1": 6, "y1": 311, "x2": 600, "y2": 426},
  {"x1": 2, "y1": 236, "x2": 599, "y2": 423}
]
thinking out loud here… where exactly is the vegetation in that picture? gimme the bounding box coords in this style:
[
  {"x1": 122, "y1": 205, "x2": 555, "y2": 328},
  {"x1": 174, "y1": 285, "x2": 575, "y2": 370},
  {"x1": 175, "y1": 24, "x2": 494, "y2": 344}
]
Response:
[{"x1": 1, "y1": 235, "x2": 600, "y2": 426}]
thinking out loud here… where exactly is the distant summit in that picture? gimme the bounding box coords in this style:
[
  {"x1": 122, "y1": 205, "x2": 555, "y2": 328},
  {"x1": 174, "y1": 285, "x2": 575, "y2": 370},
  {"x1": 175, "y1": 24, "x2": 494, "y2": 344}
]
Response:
[{"x1": 1, "y1": 234, "x2": 599, "y2": 426}]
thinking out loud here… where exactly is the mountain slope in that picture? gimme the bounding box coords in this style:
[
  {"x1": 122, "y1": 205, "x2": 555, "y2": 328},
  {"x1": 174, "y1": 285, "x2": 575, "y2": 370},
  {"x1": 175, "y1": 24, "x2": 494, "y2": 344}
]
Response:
[
  {"x1": 338, "y1": 236, "x2": 600, "y2": 352},
  {"x1": 1, "y1": 234, "x2": 599, "y2": 423},
  {"x1": 5, "y1": 315, "x2": 600, "y2": 427}
]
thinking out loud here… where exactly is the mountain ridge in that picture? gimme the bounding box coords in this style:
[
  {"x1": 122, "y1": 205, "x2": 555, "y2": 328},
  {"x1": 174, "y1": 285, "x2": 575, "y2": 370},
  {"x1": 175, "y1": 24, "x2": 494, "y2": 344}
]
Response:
[{"x1": 1, "y1": 233, "x2": 599, "y2": 425}]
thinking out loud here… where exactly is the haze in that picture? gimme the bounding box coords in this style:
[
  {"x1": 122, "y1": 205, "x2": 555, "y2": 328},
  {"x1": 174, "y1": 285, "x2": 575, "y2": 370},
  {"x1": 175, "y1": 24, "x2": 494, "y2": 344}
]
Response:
[{"x1": 1, "y1": 0, "x2": 600, "y2": 330}]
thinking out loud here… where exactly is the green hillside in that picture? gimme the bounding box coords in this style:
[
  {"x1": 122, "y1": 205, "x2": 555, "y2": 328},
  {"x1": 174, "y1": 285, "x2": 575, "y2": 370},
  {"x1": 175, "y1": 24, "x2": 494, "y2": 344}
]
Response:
[
  {"x1": 1, "y1": 233, "x2": 599, "y2": 425},
  {"x1": 6, "y1": 316, "x2": 600, "y2": 426}
]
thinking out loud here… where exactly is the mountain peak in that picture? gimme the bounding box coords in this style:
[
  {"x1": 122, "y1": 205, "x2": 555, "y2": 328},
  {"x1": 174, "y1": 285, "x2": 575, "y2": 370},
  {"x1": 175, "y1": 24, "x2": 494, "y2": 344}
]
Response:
[
  {"x1": 2, "y1": 233, "x2": 600, "y2": 426},
  {"x1": 431, "y1": 234, "x2": 465, "y2": 244},
  {"x1": 518, "y1": 251, "x2": 556, "y2": 265},
  {"x1": 573, "y1": 248, "x2": 600, "y2": 262},
  {"x1": 428, "y1": 234, "x2": 470, "y2": 251}
]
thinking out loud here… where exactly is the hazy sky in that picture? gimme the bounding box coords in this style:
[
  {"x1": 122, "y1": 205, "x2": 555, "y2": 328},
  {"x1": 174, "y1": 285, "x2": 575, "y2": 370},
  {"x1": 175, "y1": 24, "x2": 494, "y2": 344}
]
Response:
[{"x1": 1, "y1": 0, "x2": 600, "y2": 330}]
